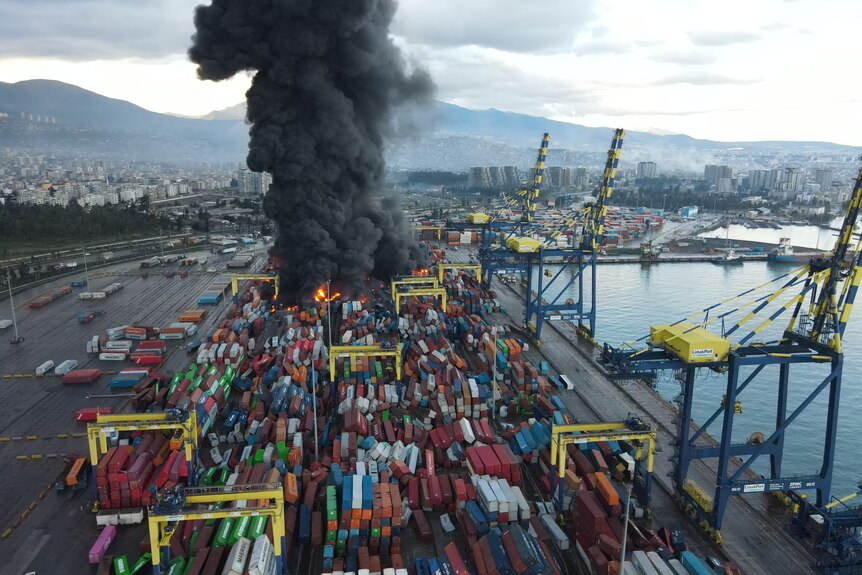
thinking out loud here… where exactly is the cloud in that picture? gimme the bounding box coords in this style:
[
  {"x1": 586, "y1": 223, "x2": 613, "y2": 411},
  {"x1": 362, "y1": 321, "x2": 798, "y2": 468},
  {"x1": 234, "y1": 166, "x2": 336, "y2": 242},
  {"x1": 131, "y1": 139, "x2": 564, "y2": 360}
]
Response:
[
  {"x1": 392, "y1": 0, "x2": 597, "y2": 53},
  {"x1": 649, "y1": 50, "x2": 717, "y2": 65},
  {"x1": 588, "y1": 106, "x2": 747, "y2": 117},
  {"x1": 574, "y1": 38, "x2": 632, "y2": 56},
  {"x1": 0, "y1": 0, "x2": 197, "y2": 61},
  {"x1": 649, "y1": 71, "x2": 762, "y2": 86},
  {"x1": 688, "y1": 30, "x2": 761, "y2": 46}
]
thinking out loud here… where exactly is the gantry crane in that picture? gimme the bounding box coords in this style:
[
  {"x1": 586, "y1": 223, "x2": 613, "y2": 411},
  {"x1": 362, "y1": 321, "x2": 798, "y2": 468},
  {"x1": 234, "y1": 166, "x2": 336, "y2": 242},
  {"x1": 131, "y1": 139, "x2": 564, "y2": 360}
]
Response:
[
  {"x1": 477, "y1": 133, "x2": 551, "y2": 284},
  {"x1": 550, "y1": 420, "x2": 657, "y2": 512},
  {"x1": 603, "y1": 162, "x2": 862, "y2": 540},
  {"x1": 87, "y1": 410, "x2": 199, "y2": 483},
  {"x1": 518, "y1": 129, "x2": 624, "y2": 343},
  {"x1": 147, "y1": 483, "x2": 286, "y2": 575},
  {"x1": 230, "y1": 273, "x2": 279, "y2": 300}
]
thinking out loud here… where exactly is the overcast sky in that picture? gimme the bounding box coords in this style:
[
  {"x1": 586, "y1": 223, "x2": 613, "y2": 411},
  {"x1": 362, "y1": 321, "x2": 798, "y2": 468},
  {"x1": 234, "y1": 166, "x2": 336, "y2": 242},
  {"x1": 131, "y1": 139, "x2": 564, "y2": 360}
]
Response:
[{"x1": 0, "y1": 0, "x2": 859, "y2": 144}]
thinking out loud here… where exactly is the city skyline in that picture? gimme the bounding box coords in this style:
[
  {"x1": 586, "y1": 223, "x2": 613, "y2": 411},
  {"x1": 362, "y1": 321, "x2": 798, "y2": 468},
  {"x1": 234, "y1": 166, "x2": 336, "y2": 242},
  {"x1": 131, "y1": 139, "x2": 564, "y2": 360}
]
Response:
[{"x1": 0, "y1": 0, "x2": 860, "y2": 145}]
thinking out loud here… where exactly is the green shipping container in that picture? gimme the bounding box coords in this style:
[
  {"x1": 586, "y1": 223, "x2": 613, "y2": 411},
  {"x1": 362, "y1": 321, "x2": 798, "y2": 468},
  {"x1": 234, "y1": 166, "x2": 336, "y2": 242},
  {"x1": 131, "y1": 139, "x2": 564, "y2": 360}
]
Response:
[
  {"x1": 113, "y1": 555, "x2": 132, "y2": 575},
  {"x1": 248, "y1": 515, "x2": 268, "y2": 539},
  {"x1": 213, "y1": 517, "x2": 235, "y2": 547},
  {"x1": 228, "y1": 515, "x2": 252, "y2": 545},
  {"x1": 165, "y1": 557, "x2": 185, "y2": 575}
]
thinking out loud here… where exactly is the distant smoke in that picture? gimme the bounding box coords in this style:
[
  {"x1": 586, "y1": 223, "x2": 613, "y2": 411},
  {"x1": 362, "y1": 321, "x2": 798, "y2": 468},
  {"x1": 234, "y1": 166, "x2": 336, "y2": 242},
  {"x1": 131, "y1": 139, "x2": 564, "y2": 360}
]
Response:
[{"x1": 190, "y1": 0, "x2": 433, "y2": 297}]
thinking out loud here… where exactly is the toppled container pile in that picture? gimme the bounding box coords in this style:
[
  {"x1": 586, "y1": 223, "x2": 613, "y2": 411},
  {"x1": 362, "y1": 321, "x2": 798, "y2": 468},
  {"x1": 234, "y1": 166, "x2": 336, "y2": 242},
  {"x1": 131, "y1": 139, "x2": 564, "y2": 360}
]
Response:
[{"x1": 80, "y1": 271, "x2": 723, "y2": 575}]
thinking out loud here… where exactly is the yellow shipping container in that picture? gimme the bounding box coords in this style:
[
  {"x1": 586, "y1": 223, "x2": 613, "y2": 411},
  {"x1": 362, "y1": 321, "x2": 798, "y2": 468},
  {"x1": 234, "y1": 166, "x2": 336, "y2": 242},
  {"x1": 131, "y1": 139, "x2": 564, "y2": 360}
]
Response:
[
  {"x1": 466, "y1": 213, "x2": 490, "y2": 224},
  {"x1": 649, "y1": 322, "x2": 729, "y2": 363}
]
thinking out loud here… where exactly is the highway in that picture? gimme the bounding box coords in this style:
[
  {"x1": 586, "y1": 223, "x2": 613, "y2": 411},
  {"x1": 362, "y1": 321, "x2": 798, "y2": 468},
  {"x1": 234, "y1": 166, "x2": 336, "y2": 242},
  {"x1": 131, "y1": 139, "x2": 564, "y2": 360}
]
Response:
[
  {"x1": 447, "y1": 246, "x2": 815, "y2": 575},
  {"x1": 0, "y1": 243, "x2": 268, "y2": 575}
]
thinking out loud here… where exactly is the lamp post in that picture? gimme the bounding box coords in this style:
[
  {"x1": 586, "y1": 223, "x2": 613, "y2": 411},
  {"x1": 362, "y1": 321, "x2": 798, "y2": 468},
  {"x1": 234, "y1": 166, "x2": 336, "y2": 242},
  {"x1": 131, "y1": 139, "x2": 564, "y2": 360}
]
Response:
[
  {"x1": 491, "y1": 328, "x2": 498, "y2": 420},
  {"x1": 312, "y1": 367, "x2": 319, "y2": 460},
  {"x1": 326, "y1": 280, "x2": 333, "y2": 352},
  {"x1": 82, "y1": 246, "x2": 90, "y2": 292},
  {"x1": 620, "y1": 483, "x2": 632, "y2": 566},
  {"x1": 6, "y1": 269, "x2": 21, "y2": 343}
]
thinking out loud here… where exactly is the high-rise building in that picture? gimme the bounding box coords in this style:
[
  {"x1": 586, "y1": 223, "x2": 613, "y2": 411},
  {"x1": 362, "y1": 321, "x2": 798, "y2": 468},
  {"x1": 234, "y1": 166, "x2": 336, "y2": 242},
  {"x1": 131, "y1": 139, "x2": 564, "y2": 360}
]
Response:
[
  {"x1": 502, "y1": 166, "x2": 520, "y2": 188},
  {"x1": 468, "y1": 167, "x2": 490, "y2": 189},
  {"x1": 636, "y1": 162, "x2": 657, "y2": 179},
  {"x1": 815, "y1": 169, "x2": 833, "y2": 194},
  {"x1": 780, "y1": 167, "x2": 802, "y2": 193},
  {"x1": 468, "y1": 166, "x2": 519, "y2": 189},
  {"x1": 704, "y1": 164, "x2": 732, "y2": 184},
  {"x1": 237, "y1": 168, "x2": 272, "y2": 195},
  {"x1": 748, "y1": 169, "x2": 778, "y2": 192},
  {"x1": 573, "y1": 167, "x2": 589, "y2": 190},
  {"x1": 717, "y1": 177, "x2": 737, "y2": 195}
]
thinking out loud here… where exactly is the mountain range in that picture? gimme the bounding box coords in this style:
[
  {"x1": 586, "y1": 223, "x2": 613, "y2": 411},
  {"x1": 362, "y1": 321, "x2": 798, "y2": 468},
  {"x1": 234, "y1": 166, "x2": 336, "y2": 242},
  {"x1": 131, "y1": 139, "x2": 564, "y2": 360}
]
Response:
[{"x1": 0, "y1": 79, "x2": 859, "y2": 169}]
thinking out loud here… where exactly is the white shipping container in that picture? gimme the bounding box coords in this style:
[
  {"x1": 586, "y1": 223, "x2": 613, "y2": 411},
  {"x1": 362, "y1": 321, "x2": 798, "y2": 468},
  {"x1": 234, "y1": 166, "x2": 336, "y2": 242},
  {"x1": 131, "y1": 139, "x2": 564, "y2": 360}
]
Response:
[
  {"x1": 105, "y1": 340, "x2": 133, "y2": 351},
  {"x1": 0, "y1": 319, "x2": 13, "y2": 330},
  {"x1": 160, "y1": 332, "x2": 184, "y2": 340},
  {"x1": 54, "y1": 360, "x2": 79, "y2": 375},
  {"x1": 35, "y1": 360, "x2": 55, "y2": 375},
  {"x1": 99, "y1": 352, "x2": 128, "y2": 361},
  {"x1": 248, "y1": 534, "x2": 274, "y2": 575},
  {"x1": 222, "y1": 537, "x2": 251, "y2": 575}
]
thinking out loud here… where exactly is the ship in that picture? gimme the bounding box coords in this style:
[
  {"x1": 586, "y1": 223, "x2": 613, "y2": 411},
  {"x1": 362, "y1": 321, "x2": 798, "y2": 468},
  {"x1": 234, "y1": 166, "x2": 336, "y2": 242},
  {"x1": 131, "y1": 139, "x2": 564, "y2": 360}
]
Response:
[
  {"x1": 711, "y1": 249, "x2": 744, "y2": 265},
  {"x1": 768, "y1": 237, "x2": 819, "y2": 264}
]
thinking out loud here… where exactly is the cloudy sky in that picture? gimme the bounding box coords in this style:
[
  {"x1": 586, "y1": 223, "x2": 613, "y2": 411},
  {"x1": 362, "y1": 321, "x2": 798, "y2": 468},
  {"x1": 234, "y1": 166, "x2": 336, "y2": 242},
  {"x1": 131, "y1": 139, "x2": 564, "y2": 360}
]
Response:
[{"x1": 0, "y1": 0, "x2": 859, "y2": 144}]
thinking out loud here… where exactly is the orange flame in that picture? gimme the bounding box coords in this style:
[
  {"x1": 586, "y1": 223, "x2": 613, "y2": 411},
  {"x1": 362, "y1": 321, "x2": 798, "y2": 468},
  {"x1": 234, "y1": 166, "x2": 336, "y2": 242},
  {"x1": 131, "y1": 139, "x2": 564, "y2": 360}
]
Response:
[
  {"x1": 313, "y1": 286, "x2": 341, "y2": 302},
  {"x1": 412, "y1": 268, "x2": 430, "y2": 276}
]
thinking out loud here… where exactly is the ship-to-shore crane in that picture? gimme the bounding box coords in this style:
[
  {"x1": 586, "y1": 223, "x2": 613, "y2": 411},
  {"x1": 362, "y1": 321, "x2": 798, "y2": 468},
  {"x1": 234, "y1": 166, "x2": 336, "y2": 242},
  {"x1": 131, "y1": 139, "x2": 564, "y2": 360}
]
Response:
[
  {"x1": 444, "y1": 134, "x2": 550, "y2": 285},
  {"x1": 603, "y1": 162, "x2": 862, "y2": 542},
  {"x1": 516, "y1": 129, "x2": 624, "y2": 343}
]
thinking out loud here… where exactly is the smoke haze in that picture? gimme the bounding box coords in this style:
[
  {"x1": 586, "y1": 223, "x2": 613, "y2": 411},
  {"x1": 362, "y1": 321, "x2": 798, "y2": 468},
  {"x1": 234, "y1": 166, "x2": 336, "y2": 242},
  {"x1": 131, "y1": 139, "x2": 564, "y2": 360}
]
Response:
[{"x1": 189, "y1": 0, "x2": 433, "y2": 296}]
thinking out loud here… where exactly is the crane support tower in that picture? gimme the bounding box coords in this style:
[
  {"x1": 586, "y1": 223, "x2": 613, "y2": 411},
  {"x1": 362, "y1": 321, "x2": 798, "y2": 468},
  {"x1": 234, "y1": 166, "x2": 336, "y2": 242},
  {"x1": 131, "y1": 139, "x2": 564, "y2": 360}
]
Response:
[
  {"x1": 603, "y1": 162, "x2": 862, "y2": 539},
  {"x1": 520, "y1": 128, "x2": 624, "y2": 343}
]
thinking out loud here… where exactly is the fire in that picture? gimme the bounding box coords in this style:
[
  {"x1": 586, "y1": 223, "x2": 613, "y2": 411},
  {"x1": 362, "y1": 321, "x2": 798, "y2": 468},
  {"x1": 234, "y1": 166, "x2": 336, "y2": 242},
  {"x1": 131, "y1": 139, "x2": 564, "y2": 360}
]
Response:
[
  {"x1": 313, "y1": 286, "x2": 341, "y2": 303},
  {"x1": 412, "y1": 268, "x2": 430, "y2": 276}
]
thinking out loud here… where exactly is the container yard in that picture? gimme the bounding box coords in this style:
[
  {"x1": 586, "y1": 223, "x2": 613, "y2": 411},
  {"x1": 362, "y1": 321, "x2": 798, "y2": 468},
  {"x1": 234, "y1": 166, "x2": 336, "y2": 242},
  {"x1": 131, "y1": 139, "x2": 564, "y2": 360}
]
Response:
[{"x1": 0, "y1": 239, "x2": 776, "y2": 575}]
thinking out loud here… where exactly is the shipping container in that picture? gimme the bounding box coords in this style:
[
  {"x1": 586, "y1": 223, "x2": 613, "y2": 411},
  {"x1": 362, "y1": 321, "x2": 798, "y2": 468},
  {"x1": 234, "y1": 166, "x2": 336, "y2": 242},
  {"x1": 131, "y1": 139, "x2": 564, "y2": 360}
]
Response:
[
  {"x1": 63, "y1": 369, "x2": 102, "y2": 384},
  {"x1": 632, "y1": 551, "x2": 661, "y2": 575},
  {"x1": 54, "y1": 359, "x2": 79, "y2": 375},
  {"x1": 679, "y1": 552, "x2": 715, "y2": 575},
  {"x1": 35, "y1": 360, "x2": 55, "y2": 376}
]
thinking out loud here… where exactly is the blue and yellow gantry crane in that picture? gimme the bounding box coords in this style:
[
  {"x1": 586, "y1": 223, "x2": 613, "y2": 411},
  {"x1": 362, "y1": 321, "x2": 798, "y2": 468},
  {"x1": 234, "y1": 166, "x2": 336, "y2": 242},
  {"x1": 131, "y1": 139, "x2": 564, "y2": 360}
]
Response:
[
  {"x1": 443, "y1": 134, "x2": 550, "y2": 284},
  {"x1": 517, "y1": 128, "x2": 624, "y2": 343},
  {"x1": 479, "y1": 132, "x2": 550, "y2": 283},
  {"x1": 603, "y1": 162, "x2": 862, "y2": 541}
]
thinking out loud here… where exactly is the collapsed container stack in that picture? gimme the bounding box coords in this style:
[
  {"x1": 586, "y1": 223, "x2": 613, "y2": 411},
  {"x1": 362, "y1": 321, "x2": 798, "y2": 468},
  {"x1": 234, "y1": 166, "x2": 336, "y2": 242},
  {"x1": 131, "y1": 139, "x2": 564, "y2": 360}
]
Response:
[
  {"x1": 95, "y1": 435, "x2": 187, "y2": 509},
  {"x1": 28, "y1": 285, "x2": 72, "y2": 309},
  {"x1": 84, "y1": 270, "x2": 727, "y2": 575}
]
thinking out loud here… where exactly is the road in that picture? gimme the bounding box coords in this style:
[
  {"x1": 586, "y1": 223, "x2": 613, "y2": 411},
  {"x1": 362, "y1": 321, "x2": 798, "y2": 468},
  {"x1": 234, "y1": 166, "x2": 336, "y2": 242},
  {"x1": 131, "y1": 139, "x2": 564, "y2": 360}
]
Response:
[{"x1": 0, "y1": 243, "x2": 269, "y2": 575}]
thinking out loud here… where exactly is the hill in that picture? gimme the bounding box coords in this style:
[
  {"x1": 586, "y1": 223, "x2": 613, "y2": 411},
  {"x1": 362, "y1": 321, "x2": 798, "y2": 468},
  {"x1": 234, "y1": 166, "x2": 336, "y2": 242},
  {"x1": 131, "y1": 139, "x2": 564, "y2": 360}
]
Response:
[
  {"x1": 0, "y1": 79, "x2": 858, "y2": 168},
  {"x1": 0, "y1": 79, "x2": 248, "y2": 162}
]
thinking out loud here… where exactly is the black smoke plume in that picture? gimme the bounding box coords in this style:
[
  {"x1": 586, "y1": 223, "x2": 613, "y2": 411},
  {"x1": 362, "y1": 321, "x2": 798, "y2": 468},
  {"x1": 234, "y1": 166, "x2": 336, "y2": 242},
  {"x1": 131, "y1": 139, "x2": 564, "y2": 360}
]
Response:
[{"x1": 189, "y1": 0, "x2": 433, "y2": 298}]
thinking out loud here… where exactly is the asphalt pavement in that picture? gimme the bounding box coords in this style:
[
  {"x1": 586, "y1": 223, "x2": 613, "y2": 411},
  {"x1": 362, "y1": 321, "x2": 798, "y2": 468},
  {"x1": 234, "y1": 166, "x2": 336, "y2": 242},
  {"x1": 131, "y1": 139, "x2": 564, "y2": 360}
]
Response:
[{"x1": 0, "y1": 244, "x2": 268, "y2": 575}]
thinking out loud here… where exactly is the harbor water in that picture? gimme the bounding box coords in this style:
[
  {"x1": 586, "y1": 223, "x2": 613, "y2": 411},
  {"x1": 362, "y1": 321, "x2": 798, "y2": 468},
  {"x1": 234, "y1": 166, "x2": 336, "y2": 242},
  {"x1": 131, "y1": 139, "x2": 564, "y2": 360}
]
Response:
[{"x1": 534, "y1": 257, "x2": 861, "y2": 499}]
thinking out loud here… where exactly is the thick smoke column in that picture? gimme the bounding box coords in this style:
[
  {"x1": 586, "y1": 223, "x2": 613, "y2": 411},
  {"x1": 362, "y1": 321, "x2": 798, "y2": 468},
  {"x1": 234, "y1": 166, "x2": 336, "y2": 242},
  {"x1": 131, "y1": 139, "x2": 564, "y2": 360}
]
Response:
[{"x1": 189, "y1": 0, "x2": 433, "y2": 296}]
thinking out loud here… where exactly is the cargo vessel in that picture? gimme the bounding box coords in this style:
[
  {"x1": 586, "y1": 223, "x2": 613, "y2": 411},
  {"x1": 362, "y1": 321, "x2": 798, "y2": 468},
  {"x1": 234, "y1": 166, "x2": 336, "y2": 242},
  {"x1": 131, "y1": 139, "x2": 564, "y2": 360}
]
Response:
[{"x1": 768, "y1": 237, "x2": 820, "y2": 263}]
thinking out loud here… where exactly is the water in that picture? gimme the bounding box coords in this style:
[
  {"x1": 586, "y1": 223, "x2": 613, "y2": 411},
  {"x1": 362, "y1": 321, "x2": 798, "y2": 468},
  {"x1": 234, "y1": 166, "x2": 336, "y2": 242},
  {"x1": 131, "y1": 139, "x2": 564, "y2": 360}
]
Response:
[{"x1": 532, "y1": 257, "x2": 862, "y2": 498}]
